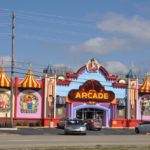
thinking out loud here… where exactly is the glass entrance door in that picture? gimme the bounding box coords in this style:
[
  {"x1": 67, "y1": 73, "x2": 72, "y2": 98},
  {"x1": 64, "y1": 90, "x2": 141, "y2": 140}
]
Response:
[{"x1": 76, "y1": 108, "x2": 104, "y2": 120}]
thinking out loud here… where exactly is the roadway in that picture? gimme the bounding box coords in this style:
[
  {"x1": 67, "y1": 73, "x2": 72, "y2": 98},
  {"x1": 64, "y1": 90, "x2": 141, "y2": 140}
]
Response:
[{"x1": 0, "y1": 128, "x2": 149, "y2": 149}]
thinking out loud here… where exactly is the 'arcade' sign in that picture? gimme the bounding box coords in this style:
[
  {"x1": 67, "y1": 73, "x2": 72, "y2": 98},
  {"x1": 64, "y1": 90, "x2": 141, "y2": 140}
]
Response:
[{"x1": 68, "y1": 80, "x2": 115, "y2": 102}]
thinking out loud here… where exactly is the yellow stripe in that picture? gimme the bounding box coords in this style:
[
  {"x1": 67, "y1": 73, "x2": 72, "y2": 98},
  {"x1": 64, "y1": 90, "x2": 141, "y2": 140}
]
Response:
[
  {"x1": 1, "y1": 74, "x2": 4, "y2": 87},
  {"x1": 29, "y1": 76, "x2": 32, "y2": 88},
  {"x1": 23, "y1": 77, "x2": 29, "y2": 87},
  {"x1": 32, "y1": 78, "x2": 36, "y2": 88}
]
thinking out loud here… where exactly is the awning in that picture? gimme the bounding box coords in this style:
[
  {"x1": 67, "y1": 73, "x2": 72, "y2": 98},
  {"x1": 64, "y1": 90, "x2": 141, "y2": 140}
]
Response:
[{"x1": 18, "y1": 70, "x2": 41, "y2": 89}]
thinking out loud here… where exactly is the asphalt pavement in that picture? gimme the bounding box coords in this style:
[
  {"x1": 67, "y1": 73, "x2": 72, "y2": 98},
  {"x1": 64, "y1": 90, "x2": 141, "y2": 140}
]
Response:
[
  {"x1": 0, "y1": 128, "x2": 150, "y2": 149},
  {"x1": 0, "y1": 127, "x2": 136, "y2": 135}
]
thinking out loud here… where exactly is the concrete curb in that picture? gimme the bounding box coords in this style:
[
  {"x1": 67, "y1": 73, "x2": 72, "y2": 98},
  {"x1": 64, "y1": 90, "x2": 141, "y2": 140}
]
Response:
[{"x1": 0, "y1": 128, "x2": 18, "y2": 130}]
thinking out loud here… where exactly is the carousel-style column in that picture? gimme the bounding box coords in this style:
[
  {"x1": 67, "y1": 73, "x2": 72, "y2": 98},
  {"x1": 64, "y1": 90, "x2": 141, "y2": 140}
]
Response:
[
  {"x1": 43, "y1": 65, "x2": 56, "y2": 128},
  {"x1": 126, "y1": 68, "x2": 138, "y2": 120},
  {"x1": 126, "y1": 67, "x2": 138, "y2": 127}
]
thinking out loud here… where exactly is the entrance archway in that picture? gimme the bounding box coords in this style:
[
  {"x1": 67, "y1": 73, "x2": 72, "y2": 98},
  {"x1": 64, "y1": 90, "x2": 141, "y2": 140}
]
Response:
[{"x1": 72, "y1": 105, "x2": 110, "y2": 127}]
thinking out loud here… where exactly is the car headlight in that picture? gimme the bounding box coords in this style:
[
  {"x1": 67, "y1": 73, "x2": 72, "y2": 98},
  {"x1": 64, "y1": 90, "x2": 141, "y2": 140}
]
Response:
[{"x1": 80, "y1": 127, "x2": 86, "y2": 130}]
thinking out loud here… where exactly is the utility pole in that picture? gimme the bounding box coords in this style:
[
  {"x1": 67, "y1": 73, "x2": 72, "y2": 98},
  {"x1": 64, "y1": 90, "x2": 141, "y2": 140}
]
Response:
[{"x1": 10, "y1": 11, "x2": 15, "y2": 127}]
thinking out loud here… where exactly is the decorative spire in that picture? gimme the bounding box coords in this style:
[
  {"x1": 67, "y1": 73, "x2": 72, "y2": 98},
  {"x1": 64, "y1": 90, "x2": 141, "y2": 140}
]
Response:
[
  {"x1": 28, "y1": 63, "x2": 32, "y2": 70},
  {"x1": 0, "y1": 58, "x2": 11, "y2": 87},
  {"x1": 1, "y1": 56, "x2": 5, "y2": 72},
  {"x1": 43, "y1": 64, "x2": 56, "y2": 75},
  {"x1": 139, "y1": 74, "x2": 150, "y2": 93},
  {"x1": 126, "y1": 63, "x2": 137, "y2": 79}
]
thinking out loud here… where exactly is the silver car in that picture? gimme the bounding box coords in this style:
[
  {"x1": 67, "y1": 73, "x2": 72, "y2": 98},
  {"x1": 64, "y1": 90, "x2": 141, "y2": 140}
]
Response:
[
  {"x1": 135, "y1": 121, "x2": 150, "y2": 134},
  {"x1": 64, "y1": 119, "x2": 87, "y2": 135}
]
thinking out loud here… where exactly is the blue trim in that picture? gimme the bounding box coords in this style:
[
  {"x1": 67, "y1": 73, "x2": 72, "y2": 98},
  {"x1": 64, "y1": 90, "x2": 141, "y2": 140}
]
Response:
[{"x1": 72, "y1": 104, "x2": 110, "y2": 127}]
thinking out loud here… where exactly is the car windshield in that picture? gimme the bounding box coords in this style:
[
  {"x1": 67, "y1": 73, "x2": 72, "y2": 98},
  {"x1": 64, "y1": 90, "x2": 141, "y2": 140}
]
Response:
[
  {"x1": 67, "y1": 120, "x2": 84, "y2": 125},
  {"x1": 92, "y1": 119, "x2": 101, "y2": 122}
]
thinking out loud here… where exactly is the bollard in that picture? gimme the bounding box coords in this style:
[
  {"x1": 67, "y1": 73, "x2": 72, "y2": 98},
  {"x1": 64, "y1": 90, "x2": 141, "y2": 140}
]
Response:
[{"x1": 50, "y1": 121, "x2": 54, "y2": 128}]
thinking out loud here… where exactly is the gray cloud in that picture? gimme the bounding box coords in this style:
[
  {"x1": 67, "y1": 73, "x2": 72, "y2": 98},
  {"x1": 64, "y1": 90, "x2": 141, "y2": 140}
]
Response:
[
  {"x1": 69, "y1": 13, "x2": 150, "y2": 54},
  {"x1": 103, "y1": 61, "x2": 129, "y2": 75},
  {"x1": 70, "y1": 37, "x2": 127, "y2": 54},
  {"x1": 97, "y1": 13, "x2": 150, "y2": 42}
]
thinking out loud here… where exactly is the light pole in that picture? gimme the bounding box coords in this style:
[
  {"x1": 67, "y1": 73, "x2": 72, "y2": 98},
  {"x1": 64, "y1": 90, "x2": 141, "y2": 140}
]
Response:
[{"x1": 10, "y1": 11, "x2": 15, "y2": 127}]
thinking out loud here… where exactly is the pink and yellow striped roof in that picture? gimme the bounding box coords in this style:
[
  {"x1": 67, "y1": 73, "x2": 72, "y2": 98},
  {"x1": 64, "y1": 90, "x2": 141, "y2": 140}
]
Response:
[
  {"x1": 140, "y1": 74, "x2": 150, "y2": 93},
  {"x1": 0, "y1": 65, "x2": 11, "y2": 87},
  {"x1": 18, "y1": 70, "x2": 41, "y2": 88}
]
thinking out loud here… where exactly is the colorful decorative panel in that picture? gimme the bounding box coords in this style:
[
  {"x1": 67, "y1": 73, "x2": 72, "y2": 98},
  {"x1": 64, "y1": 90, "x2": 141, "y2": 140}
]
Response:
[
  {"x1": 17, "y1": 90, "x2": 41, "y2": 118},
  {"x1": 0, "y1": 90, "x2": 10, "y2": 112},
  {"x1": 141, "y1": 97, "x2": 150, "y2": 116},
  {"x1": 86, "y1": 59, "x2": 100, "y2": 72}
]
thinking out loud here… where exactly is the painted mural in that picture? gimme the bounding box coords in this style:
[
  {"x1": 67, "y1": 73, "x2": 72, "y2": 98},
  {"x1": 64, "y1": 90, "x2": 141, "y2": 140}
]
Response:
[
  {"x1": 20, "y1": 92, "x2": 38, "y2": 113},
  {"x1": 0, "y1": 90, "x2": 10, "y2": 112},
  {"x1": 141, "y1": 97, "x2": 150, "y2": 116},
  {"x1": 17, "y1": 90, "x2": 42, "y2": 118}
]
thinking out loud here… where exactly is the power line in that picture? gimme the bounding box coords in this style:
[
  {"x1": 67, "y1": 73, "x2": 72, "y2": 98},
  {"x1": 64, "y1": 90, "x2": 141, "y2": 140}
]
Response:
[
  {"x1": 4, "y1": 67, "x2": 143, "y2": 88},
  {"x1": 2, "y1": 60, "x2": 145, "y2": 81},
  {"x1": 0, "y1": 8, "x2": 94, "y2": 25},
  {"x1": 0, "y1": 23, "x2": 11, "y2": 26},
  {"x1": 17, "y1": 24, "x2": 92, "y2": 37},
  {"x1": 15, "y1": 9, "x2": 96, "y2": 24}
]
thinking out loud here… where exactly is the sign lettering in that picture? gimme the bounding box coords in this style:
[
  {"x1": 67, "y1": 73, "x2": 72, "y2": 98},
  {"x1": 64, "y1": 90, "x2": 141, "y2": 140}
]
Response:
[{"x1": 68, "y1": 80, "x2": 115, "y2": 102}]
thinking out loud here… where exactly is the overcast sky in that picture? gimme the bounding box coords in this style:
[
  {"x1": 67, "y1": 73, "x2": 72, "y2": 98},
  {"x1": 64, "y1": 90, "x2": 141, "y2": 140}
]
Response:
[{"x1": 0, "y1": 0, "x2": 150, "y2": 76}]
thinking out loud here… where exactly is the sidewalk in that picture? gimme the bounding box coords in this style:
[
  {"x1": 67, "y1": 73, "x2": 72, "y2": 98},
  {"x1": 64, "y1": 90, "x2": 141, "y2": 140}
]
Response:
[{"x1": 0, "y1": 127, "x2": 18, "y2": 130}]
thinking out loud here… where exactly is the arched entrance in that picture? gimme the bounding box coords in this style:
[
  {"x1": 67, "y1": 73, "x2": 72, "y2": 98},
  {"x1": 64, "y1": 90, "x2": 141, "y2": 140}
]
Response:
[{"x1": 72, "y1": 105, "x2": 110, "y2": 127}]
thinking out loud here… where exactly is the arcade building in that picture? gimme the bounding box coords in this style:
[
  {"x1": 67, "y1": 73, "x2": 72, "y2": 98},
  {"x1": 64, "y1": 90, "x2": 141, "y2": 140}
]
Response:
[{"x1": 0, "y1": 59, "x2": 150, "y2": 128}]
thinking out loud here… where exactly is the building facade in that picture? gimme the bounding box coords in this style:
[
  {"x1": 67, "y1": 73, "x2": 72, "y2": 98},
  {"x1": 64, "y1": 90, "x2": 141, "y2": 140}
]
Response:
[{"x1": 0, "y1": 59, "x2": 150, "y2": 128}]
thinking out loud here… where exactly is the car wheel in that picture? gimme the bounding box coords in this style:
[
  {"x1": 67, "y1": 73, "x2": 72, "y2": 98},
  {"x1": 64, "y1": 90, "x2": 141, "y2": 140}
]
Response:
[
  {"x1": 57, "y1": 123, "x2": 60, "y2": 128},
  {"x1": 86, "y1": 126, "x2": 89, "y2": 130},
  {"x1": 64, "y1": 131, "x2": 68, "y2": 135},
  {"x1": 92, "y1": 127, "x2": 96, "y2": 131},
  {"x1": 97, "y1": 128, "x2": 102, "y2": 131},
  {"x1": 135, "y1": 127, "x2": 140, "y2": 134}
]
